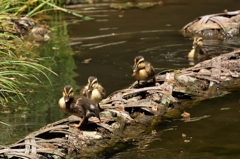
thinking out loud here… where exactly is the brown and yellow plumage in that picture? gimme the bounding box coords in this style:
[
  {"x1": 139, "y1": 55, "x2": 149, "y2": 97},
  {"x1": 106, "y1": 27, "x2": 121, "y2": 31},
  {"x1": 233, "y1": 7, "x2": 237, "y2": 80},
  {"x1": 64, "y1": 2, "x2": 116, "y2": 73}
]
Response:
[
  {"x1": 80, "y1": 76, "x2": 106, "y2": 105},
  {"x1": 58, "y1": 85, "x2": 101, "y2": 128},
  {"x1": 188, "y1": 37, "x2": 208, "y2": 59},
  {"x1": 132, "y1": 56, "x2": 156, "y2": 84}
]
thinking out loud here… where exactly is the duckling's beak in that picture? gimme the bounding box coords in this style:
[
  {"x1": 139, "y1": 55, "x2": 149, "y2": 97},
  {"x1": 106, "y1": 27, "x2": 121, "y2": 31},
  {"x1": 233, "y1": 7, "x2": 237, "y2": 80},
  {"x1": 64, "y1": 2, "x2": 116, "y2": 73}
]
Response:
[
  {"x1": 64, "y1": 95, "x2": 69, "y2": 102},
  {"x1": 133, "y1": 65, "x2": 138, "y2": 73},
  {"x1": 192, "y1": 43, "x2": 197, "y2": 49},
  {"x1": 88, "y1": 86, "x2": 93, "y2": 92}
]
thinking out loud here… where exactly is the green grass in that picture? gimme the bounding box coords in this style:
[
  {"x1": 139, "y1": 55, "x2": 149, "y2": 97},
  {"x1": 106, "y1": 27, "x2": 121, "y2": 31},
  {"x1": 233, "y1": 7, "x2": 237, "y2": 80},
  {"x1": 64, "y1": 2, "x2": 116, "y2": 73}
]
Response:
[
  {"x1": 0, "y1": 0, "x2": 93, "y2": 111},
  {"x1": 0, "y1": 32, "x2": 57, "y2": 104},
  {"x1": 0, "y1": 0, "x2": 88, "y2": 105},
  {"x1": 0, "y1": 0, "x2": 92, "y2": 19}
]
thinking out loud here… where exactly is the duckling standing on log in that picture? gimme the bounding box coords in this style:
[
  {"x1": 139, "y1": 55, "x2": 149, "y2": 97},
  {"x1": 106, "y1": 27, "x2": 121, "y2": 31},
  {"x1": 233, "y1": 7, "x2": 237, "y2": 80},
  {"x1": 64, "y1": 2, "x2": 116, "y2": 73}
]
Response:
[
  {"x1": 188, "y1": 37, "x2": 209, "y2": 59},
  {"x1": 58, "y1": 85, "x2": 101, "y2": 128},
  {"x1": 81, "y1": 76, "x2": 106, "y2": 105},
  {"x1": 132, "y1": 56, "x2": 156, "y2": 84}
]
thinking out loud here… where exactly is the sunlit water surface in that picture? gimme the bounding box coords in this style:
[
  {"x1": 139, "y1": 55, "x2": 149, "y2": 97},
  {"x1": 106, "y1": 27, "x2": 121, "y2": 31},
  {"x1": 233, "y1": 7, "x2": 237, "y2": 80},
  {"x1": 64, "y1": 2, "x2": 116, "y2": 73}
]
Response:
[{"x1": 1, "y1": 0, "x2": 240, "y2": 158}]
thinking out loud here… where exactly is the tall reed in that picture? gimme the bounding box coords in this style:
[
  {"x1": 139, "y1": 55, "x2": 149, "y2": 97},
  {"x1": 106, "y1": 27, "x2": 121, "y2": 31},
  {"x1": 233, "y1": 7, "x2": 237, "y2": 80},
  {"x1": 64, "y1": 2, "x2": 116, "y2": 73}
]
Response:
[
  {"x1": 0, "y1": 32, "x2": 57, "y2": 104},
  {"x1": 0, "y1": 0, "x2": 91, "y2": 19}
]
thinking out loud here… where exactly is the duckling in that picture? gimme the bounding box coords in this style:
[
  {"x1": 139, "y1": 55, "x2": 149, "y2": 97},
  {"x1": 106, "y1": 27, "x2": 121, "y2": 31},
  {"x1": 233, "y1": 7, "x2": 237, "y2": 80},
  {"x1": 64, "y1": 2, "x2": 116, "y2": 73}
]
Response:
[
  {"x1": 58, "y1": 85, "x2": 101, "y2": 128},
  {"x1": 188, "y1": 37, "x2": 208, "y2": 59},
  {"x1": 30, "y1": 27, "x2": 50, "y2": 42},
  {"x1": 132, "y1": 56, "x2": 156, "y2": 84},
  {"x1": 81, "y1": 76, "x2": 106, "y2": 105}
]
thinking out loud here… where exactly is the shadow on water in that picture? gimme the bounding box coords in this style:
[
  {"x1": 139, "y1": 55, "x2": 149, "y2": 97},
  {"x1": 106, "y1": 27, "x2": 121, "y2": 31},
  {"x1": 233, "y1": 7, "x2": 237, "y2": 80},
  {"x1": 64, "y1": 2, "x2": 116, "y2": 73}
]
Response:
[{"x1": 1, "y1": 0, "x2": 240, "y2": 158}]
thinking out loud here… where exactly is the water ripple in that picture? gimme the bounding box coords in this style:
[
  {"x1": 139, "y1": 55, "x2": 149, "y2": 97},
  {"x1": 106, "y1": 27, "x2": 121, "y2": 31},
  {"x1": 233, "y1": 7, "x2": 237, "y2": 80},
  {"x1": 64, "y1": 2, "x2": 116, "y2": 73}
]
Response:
[
  {"x1": 90, "y1": 41, "x2": 126, "y2": 49},
  {"x1": 71, "y1": 29, "x2": 176, "y2": 40}
]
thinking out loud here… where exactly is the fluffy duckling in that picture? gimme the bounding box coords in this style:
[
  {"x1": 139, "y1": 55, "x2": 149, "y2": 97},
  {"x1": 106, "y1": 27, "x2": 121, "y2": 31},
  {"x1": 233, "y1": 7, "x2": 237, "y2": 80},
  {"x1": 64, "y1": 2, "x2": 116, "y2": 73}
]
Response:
[
  {"x1": 30, "y1": 27, "x2": 50, "y2": 42},
  {"x1": 188, "y1": 37, "x2": 208, "y2": 59},
  {"x1": 58, "y1": 85, "x2": 101, "y2": 128},
  {"x1": 132, "y1": 56, "x2": 156, "y2": 84},
  {"x1": 81, "y1": 76, "x2": 106, "y2": 105}
]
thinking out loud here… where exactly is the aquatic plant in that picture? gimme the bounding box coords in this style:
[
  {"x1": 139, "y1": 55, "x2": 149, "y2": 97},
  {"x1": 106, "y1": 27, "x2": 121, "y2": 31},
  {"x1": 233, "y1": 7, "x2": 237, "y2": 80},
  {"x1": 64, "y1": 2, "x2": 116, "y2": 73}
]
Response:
[
  {"x1": 0, "y1": 32, "x2": 57, "y2": 104},
  {"x1": 0, "y1": 0, "x2": 92, "y2": 19}
]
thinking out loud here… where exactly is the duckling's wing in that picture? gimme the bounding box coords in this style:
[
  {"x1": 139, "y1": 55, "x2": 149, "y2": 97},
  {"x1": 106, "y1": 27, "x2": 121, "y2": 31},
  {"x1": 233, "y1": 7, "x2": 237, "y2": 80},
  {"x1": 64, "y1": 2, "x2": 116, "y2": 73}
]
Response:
[
  {"x1": 86, "y1": 106, "x2": 100, "y2": 120},
  {"x1": 199, "y1": 48, "x2": 208, "y2": 56},
  {"x1": 70, "y1": 97, "x2": 86, "y2": 117},
  {"x1": 145, "y1": 62, "x2": 155, "y2": 78},
  {"x1": 98, "y1": 84, "x2": 106, "y2": 98},
  {"x1": 89, "y1": 102, "x2": 101, "y2": 120},
  {"x1": 80, "y1": 86, "x2": 88, "y2": 96},
  {"x1": 78, "y1": 96, "x2": 100, "y2": 118}
]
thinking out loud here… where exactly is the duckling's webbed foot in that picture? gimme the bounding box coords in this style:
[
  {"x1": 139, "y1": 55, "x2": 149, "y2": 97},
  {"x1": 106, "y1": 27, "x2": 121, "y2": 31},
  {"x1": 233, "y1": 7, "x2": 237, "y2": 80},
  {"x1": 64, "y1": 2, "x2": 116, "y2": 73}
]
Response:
[
  {"x1": 89, "y1": 117, "x2": 101, "y2": 123},
  {"x1": 71, "y1": 124, "x2": 81, "y2": 128},
  {"x1": 71, "y1": 116, "x2": 87, "y2": 128}
]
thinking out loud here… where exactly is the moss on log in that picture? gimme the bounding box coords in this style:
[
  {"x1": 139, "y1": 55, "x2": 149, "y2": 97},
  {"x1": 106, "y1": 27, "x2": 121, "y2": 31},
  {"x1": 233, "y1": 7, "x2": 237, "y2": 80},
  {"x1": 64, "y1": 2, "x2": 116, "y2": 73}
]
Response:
[{"x1": 1, "y1": 49, "x2": 240, "y2": 158}]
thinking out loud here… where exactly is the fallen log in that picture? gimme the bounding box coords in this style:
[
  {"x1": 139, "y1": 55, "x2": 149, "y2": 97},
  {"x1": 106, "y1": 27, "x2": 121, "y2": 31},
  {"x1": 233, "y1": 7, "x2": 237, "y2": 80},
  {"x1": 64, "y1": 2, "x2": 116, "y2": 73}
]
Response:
[
  {"x1": 1, "y1": 49, "x2": 240, "y2": 158},
  {"x1": 181, "y1": 10, "x2": 240, "y2": 39}
]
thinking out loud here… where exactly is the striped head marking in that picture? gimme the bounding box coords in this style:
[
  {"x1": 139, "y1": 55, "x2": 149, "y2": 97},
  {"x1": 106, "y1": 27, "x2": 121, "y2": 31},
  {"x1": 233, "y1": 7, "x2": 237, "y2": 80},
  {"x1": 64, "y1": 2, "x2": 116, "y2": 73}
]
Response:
[
  {"x1": 133, "y1": 56, "x2": 145, "y2": 72},
  {"x1": 63, "y1": 85, "x2": 74, "y2": 102},
  {"x1": 87, "y1": 76, "x2": 98, "y2": 91},
  {"x1": 192, "y1": 37, "x2": 203, "y2": 49}
]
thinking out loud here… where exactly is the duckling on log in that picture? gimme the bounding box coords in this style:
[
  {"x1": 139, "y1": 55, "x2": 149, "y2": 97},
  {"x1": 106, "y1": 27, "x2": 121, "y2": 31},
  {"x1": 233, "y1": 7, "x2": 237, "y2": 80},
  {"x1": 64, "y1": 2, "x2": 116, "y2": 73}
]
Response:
[
  {"x1": 132, "y1": 56, "x2": 156, "y2": 84},
  {"x1": 58, "y1": 85, "x2": 101, "y2": 128},
  {"x1": 80, "y1": 76, "x2": 106, "y2": 105}
]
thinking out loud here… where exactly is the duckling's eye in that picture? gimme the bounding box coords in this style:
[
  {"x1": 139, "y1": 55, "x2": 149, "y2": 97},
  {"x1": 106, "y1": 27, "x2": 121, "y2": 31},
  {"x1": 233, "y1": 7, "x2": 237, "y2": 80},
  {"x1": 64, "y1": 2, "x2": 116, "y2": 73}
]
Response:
[
  {"x1": 138, "y1": 60, "x2": 144, "y2": 65},
  {"x1": 91, "y1": 83, "x2": 97, "y2": 88}
]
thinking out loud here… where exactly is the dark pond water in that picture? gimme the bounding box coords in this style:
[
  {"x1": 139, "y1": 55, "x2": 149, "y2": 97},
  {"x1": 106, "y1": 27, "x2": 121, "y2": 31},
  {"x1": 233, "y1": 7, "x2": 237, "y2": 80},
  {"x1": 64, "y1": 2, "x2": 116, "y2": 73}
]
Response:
[{"x1": 1, "y1": 0, "x2": 240, "y2": 158}]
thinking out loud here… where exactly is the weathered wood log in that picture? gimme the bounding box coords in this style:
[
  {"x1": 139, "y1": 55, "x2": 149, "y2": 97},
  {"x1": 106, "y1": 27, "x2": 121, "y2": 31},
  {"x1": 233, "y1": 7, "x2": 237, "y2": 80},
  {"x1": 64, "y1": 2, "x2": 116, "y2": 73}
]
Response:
[
  {"x1": 1, "y1": 49, "x2": 240, "y2": 158},
  {"x1": 181, "y1": 10, "x2": 240, "y2": 39}
]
